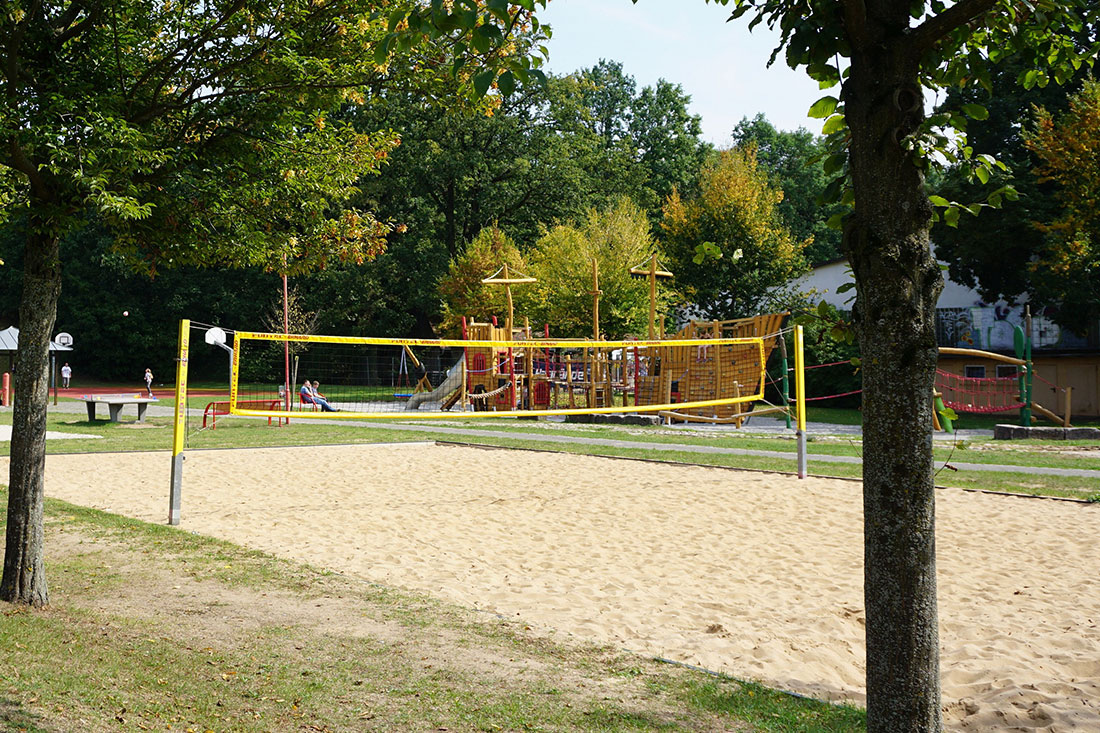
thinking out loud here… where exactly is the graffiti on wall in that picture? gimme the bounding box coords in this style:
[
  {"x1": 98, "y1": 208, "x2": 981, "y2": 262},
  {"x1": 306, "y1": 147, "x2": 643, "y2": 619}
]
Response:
[{"x1": 936, "y1": 305, "x2": 1092, "y2": 351}]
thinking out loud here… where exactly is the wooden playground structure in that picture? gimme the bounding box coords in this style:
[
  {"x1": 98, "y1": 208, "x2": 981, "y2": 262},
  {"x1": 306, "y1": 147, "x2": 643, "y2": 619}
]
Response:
[
  {"x1": 431, "y1": 256, "x2": 789, "y2": 424},
  {"x1": 934, "y1": 314, "x2": 1074, "y2": 431}
]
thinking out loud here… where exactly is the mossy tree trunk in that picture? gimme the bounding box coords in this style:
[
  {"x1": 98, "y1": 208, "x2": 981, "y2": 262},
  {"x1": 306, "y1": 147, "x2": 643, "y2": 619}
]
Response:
[
  {"x1": 1, "y1": 221, "x2": 61, "y2": 607},
  {"x1": 841, "y1": 7, "x2": 945, "y2": 732}
]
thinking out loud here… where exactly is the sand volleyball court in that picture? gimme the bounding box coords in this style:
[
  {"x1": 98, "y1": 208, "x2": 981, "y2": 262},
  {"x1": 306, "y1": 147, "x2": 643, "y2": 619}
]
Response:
[{"x1": 18, "y1": 442, "x2": 1099, "y2": 730}]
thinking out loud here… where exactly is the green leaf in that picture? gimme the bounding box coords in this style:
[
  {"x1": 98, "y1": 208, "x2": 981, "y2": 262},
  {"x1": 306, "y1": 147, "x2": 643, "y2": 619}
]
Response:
[
  {"x1": 822, "y1": 152, "x2": 846, "y2": 175},
  {"x1": 928, "y1": 195, "x2": 950, "y2": 207},
  {"x1": 373, "y1": 36, "x2": 393, "y2": 64},
  {"x1": 496, "y1": 70, "x2": 515, "y2": 96},
  {"x1": 473, "y1": 70, "x2": 495, "y2": 97},
  {"x1": 807, "y1": 96, "x2": 839, "y2": 119},
  {"x1": 975, "y1": 166, "x2": 990, "y2": 184},
  {"x1": 822, "y1": 115, "x2": 847, "y2": 136},
  {"x1": 487, "y1": 0, "x2": 510, "y2": 22},
  {"x1": 471, "y1": 27, "x2": 492, "y2": 53},
  {"x1": 943, "y1": 206, "x2": 961, "y2": 228},
  {"x1": 961, "y1": 103, "x2": 989, "y2": 120}
]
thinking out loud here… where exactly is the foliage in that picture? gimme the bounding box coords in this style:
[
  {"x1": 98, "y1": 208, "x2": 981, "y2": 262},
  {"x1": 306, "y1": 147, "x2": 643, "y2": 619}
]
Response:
[
  {"x1": 350, "y1": 74, "x2": 599, "y2": 260},
  {"x1": 731, "y1": 114, "x2": 843, "y2": 264},
  {"x1": 522, "y1": 199, "x2": 664, "y2": 338},
  {"x1": 932, "y1": 57, "x2": 1087, "y2": 310},
  {"x1": 437, "y1": 224, "x2": 527, "y2": 336},
  {"x1": 791, "y1": 303, "x2": 862, "y2": 408},
  {"x1": 541, "y1": 60, "x2": 711, "y2": 217},
  {"x1": 0, "y1": 222, "x2": 273, "y2": 381},
  {"x1": 1024, "y1": 79, "x2": 1100, "y2": 333},
  {"x1": 661, "y1": 148, "x2": 809, "y2": 320},
  {"x1": 0, "y1": 0, "x2": 550, "y2": 606}
]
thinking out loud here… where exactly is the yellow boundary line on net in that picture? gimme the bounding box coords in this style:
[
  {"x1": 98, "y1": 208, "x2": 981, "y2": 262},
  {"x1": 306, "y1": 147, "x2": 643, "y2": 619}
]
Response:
[
  {"x1": 232, "y1": 393, "x2": 765, "y2": 422},
  {"x1": 234, "y1": 330, "x2": 762, "y2": 350},
  {"x1": 230, "y1": 331, "x2": 766, "y2": 420}
]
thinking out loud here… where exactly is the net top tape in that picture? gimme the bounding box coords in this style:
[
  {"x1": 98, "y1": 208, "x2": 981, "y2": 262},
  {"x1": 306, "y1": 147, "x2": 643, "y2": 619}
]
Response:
[{"x1": 234, "y1": 331, "x2": 763, "y2": 350}]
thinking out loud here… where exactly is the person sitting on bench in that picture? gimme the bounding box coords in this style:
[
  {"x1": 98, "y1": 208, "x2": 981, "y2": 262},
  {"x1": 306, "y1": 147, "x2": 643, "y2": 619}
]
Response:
[{"x1": 300, "y1": 379, "x2": 338, "y2": 412}]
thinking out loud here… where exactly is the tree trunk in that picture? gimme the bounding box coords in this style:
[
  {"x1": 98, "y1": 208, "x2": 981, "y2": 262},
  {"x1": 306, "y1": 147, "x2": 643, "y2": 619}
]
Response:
[
  {"x1": 842, "y1": 23, "x2": 945, "y2": 733},
  {"x1": 1, "y1": 224, "x2": 62, "y2": 607}
]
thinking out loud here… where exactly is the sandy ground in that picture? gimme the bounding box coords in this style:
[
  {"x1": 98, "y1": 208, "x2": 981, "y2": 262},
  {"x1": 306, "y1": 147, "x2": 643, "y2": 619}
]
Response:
[{"x1": 15, "y1": 443, "x2": 1099, "y2": 731}]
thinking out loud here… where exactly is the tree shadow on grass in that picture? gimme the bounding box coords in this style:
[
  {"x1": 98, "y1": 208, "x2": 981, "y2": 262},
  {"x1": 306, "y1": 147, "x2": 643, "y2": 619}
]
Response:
[{"x1": 0, "y1": 697, "x2": 54, "y2": 733}]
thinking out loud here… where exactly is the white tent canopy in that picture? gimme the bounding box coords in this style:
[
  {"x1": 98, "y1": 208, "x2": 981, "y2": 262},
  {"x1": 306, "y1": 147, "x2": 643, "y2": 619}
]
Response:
[{"x1": 0, "y1": 326, "x2": 73, "y2": 353}]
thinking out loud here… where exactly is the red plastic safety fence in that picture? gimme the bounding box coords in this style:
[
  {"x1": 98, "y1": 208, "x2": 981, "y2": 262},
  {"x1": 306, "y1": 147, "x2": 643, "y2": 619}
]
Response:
[
  {"x1": 804, "y1": 389, "x2": 862, "y2": 403},
  {"x1": 935, "y1": 368, "x2": 1025, "y2": 414}
]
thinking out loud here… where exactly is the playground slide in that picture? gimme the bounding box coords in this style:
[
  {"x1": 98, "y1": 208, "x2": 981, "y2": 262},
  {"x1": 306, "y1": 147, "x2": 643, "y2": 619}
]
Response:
[{"x1": 404, "y1": 356, "x2": 465, "y2": 411}]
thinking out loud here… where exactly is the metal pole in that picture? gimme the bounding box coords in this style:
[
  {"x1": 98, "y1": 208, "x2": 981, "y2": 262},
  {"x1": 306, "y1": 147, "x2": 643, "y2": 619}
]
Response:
[
  {"x1": 1023, "y1": 306, "x2": 1033, "y2": 427},
  {"x1": 794, "y1": 325, "x2": 808, "y2": 479},
  {"x1": 169, "y1": 319, "x2": 190, "y2": 525},
  {"x1": 779, "y1": 334, "x2": 791, "y2": 429},
  {"x1": 282, "y1": 269, "x2": 291, "y2": 424}
]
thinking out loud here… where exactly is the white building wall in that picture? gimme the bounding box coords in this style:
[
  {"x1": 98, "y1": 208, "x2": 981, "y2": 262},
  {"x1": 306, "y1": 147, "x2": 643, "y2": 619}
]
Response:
[{"x1": 793, "y1": 259, "x2": 992, "y2": 309}]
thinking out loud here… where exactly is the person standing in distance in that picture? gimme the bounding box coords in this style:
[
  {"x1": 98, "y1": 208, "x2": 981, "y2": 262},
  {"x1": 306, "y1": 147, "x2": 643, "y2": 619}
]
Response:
[
  {"x1": 61, "y1": 362, "x2": 72, "y2": 388},
  {"x1": 144, "y1": 368, "x2": 154, "y2": 397}
]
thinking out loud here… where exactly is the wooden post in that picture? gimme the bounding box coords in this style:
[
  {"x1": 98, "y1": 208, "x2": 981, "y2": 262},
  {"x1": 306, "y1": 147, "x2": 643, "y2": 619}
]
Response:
[
  {"x1": 733, "y1": 382, "x2": 743, "y2": 429},
  {"x1": 1064, "y1": 386, "x2": 1073, "y2": 428},
  {"x1": 566, "y1": 355, "x2": 575, "y2": 408},
  {"x1": 629, "y1": 254, "x2": 673, "y2": 341},
  {"x1": 591, "y1": 259, "x2": 601, "y2": 341},
  {"x1": 647, "y1": 254, "x2": 657, "y2": 340},
  {"x1": 503, "y1": 262, "x2": 514, "y2": 336},
  {"x1": 480, "y1": 263, "x2": 536, "y2": 342},
  {"x1": 712, "y1": 321, "x2": 722, "y2": 417},
  {"x1": 526, "y1": 344, "x2": 534, "y2": 410},
  {"x1": 605, "y1": 349, "x2": 614, "y2": 408}
]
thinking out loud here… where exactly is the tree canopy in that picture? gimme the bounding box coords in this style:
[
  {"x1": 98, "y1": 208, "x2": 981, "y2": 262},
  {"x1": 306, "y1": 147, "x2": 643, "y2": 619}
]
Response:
[
  {"x1": 523, "y1": 198, "x2": 663, "y2": 339},
  {"x1": 661, "y1": 147, "x2": 808, "y2": 320},
  {"x1": 731, "y1": 114, "x2": 843, "y2": 264},
  {"x1": 0, "y1": 0, "x2": 549, "y2": 606},
  {"x1": 1024, "y1": 78, "x2": 1100, "y2": 332},
  {"x1": 931, "y1": 55, "x2": 1089, "y2": 313}
]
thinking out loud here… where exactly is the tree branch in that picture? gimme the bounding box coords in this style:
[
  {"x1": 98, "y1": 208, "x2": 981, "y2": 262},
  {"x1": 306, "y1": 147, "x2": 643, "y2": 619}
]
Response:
[
  {"x1": 133, "y1": 0, "x2": 247, "y2": 99},
  {"x1": 54, "y1": 5, "x2": 100, "y2": 46},
  {"x1": 841, "y1": 0, "x2": 871, "y2": 52},
  {"x1": 912, "y1": 0, "x2": 1000, "y2": 53}
]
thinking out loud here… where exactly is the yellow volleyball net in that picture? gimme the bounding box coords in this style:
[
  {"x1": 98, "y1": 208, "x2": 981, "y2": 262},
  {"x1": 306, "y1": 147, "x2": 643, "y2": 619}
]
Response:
[{"x1": 228, "y1": 330, "x2": 768, "y2": 420}]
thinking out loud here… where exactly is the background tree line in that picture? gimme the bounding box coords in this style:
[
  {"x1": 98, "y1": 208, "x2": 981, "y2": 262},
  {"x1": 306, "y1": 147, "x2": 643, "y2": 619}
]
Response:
[
  {"x1": 0, "y1": 58, "x2": 839, "y2": 381},
  {"x1": 3, "y1": 56, "x2": 1092, "y2": 386}
]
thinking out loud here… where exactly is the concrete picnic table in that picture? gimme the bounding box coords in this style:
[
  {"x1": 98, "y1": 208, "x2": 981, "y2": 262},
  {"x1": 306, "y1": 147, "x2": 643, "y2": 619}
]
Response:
[{"x1": 82, "y1": 393, "x2": 159, "y2": 423}]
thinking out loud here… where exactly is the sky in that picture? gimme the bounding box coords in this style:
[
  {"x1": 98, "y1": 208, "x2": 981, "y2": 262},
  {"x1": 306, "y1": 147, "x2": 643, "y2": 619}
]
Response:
[{"x1": 537, "y1": 0, "x2": 825, "y2": 146}]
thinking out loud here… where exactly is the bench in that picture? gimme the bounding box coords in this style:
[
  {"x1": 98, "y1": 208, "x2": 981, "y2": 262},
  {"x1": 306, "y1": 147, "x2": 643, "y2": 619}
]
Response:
[
  {"x1": 203, "y1": 399, "x2": 283, "y2": 429},
  {"x1": 83, "y1": 394, "x2": 158, "y2": 423}
]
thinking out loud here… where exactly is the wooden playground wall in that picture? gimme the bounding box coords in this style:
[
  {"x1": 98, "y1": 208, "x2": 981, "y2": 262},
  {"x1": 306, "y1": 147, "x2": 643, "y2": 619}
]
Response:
[{"x1": 635, "y1": 313, "x2": 787, "y2": 418}]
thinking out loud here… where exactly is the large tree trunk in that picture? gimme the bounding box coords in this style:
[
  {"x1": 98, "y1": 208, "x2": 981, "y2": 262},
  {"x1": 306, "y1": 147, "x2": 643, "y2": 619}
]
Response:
[
  {"x1": 842, "y1": 18, "x2": 945, "y2": 733},
  {"x1": 1, "y1": 225, "x2": 62, "y2": 607}
]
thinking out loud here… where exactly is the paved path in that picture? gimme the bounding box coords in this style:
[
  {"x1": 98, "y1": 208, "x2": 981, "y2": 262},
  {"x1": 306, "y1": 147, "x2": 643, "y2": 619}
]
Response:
[{"x1": 371, "y1": 422, "x2": 1100, "y2": 480}]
